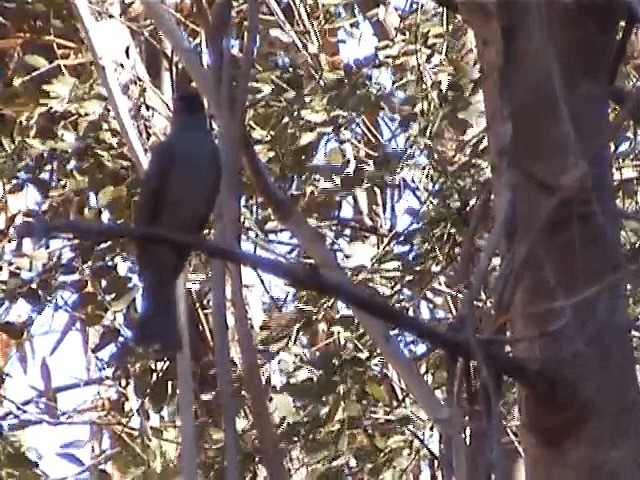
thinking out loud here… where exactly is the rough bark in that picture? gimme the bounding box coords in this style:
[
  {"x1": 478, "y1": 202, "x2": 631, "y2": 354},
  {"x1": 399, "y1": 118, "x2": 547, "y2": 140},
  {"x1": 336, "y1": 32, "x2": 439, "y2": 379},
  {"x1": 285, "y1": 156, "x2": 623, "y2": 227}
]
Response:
[{"x1": 467, "y1": 2, "x2": 640, "y2": 477}]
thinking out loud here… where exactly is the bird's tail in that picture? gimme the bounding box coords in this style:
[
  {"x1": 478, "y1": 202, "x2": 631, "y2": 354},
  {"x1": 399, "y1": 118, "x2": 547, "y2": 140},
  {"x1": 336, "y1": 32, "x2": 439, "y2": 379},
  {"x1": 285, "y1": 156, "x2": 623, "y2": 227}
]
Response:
[{"x1": 133, "y1": 282, "x2": 182, "y2": 356}]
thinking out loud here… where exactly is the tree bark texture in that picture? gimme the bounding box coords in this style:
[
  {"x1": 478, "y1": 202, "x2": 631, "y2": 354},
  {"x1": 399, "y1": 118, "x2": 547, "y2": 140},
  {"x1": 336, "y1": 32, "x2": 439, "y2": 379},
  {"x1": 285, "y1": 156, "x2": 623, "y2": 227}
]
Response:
[{"x1": 474, "y1": 2, "x2": 640, "y2": 478}]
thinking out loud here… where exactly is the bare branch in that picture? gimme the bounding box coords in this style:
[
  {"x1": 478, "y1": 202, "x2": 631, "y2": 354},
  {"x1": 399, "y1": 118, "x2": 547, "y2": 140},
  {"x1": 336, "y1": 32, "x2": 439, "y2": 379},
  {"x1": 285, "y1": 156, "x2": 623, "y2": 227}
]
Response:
[
  {"x1": 71, "y1": 0, "x2": 149, "y2": 172},
  {"x1": 176, "y1": 271, "x2": 198, "y2": 480},
  {"x1": 140, "y1": 1, "x2": 216, "y2": 109},
  {"x1": 234, "y1": 0, "x2": 259, "y2": 124},
  {"x1": 18, "y1": 219, "x2": 552, "y2": 390}
]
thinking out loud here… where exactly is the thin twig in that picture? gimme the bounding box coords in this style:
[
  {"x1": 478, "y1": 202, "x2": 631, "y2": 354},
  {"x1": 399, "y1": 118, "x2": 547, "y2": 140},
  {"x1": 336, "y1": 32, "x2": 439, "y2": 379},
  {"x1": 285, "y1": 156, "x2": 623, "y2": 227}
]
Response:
[{"x1": 0, "y1": 376, "x2": 110, "y2": 421}]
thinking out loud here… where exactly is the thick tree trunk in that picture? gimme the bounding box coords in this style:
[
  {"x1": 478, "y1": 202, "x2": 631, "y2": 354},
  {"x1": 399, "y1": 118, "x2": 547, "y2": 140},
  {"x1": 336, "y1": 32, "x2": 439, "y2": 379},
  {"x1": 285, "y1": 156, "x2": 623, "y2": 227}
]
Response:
[{"x1": 467, "y1": 1, "x2": 640, "y2": 477}]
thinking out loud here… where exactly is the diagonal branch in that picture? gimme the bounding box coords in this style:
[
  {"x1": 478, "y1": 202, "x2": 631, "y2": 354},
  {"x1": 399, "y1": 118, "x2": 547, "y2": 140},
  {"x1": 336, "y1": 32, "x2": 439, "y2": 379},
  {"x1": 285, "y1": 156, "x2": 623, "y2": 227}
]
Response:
[
  {"x1": 19, "y1": 219, "x2": 553, "y2": 392},
  {"x1": 71, "y1": 0, "x2": 150, "y2": 172}
]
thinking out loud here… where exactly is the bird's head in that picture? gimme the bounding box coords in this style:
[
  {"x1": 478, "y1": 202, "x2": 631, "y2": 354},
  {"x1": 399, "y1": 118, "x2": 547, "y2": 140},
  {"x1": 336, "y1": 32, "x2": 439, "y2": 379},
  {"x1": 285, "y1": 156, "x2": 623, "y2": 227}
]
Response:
[{"x1": 171, "y1": 88, "x2": 208, "y2": 130}]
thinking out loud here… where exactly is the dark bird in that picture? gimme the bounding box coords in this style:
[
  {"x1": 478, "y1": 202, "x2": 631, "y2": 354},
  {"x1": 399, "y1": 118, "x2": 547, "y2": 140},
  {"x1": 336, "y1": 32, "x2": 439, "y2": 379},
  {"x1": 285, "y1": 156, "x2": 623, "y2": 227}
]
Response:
[{"x1": 133, "y1": 90, "x2": 221, "y2": 356}]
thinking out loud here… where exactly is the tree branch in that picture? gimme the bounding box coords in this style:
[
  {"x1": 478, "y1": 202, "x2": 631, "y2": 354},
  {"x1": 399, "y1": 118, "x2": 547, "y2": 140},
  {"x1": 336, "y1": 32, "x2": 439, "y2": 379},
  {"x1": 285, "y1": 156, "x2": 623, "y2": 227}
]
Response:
[
  {"x1": 71, "y1": 0, "x2": 150, "y2": 173},
  {"x1": 18, "y1": 219, "x2": 552, "y2": 391}
]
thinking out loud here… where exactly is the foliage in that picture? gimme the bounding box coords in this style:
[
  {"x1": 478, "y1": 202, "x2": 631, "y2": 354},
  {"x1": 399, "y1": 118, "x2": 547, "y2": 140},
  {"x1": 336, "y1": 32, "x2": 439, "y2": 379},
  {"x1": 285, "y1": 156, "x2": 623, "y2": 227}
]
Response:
[
  {"x1": 0, "y1": 432, "x2": 43, "y2": 479},
  {"x1": 2, "y1": 0, "x2": 639, "y2": 478},
  {"x1": 1, "y1": 0, "x2": 483, "y2": 476}
]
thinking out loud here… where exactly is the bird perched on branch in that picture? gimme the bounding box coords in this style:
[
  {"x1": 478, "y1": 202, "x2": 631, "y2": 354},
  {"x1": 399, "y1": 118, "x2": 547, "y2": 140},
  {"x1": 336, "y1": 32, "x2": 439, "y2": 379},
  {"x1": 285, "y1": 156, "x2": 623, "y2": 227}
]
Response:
[{"x1": 133, "y1": 89, "x2": 221, "y2": 356}]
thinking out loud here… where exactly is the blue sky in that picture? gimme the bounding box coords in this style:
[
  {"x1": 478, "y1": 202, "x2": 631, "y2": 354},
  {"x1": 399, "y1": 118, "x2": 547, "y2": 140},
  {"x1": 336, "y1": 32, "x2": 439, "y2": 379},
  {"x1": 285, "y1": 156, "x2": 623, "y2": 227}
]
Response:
[{"x1": 2, "y1": 293, "x2": 101, "y2": 477}]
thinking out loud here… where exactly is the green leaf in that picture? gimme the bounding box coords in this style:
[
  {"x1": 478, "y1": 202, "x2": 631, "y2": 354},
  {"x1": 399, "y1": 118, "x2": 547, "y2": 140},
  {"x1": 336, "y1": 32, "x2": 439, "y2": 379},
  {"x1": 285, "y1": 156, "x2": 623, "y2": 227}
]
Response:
[
  {"x1": 344, "y1": 400, "x2": 362, "y2": 418},
  {"x1": 109, "y1": 285, "x2": 138, "y2": 312},
  {"x1": 298, "y1": 130, "x2": 318, "y2": 146},
  {"x1": 272, "y1": 393, "x2": 297, "y2": 421},
  {"x1": 301, "y1": 109, "x2": 328, "y2": 124},
  {"x1": 75, "y1": 98, "x2": 106, "y2": 116},
  {"x1": 366, "y1": 382, "x2": 390, "y2": 404},
  {"x1": 325, "y1": 147, "x2": 344, "y2": 165},
  {"x1": 41, "y1": 75, "x2": 75, "y2": 98},
  {"x1": 97, "y1": 185, "x2": 127, "y2": 208},
  {"x1": 23, "y1": 54, "x2": 49, "y2": 69}
]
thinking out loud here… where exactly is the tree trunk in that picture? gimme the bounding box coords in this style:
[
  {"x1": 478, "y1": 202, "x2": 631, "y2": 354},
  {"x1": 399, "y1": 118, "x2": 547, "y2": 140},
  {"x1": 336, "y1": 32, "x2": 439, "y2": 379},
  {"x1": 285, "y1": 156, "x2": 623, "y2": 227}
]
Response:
[{"x1": 467, "y1": 1, "x2": 640, "y2": 477}]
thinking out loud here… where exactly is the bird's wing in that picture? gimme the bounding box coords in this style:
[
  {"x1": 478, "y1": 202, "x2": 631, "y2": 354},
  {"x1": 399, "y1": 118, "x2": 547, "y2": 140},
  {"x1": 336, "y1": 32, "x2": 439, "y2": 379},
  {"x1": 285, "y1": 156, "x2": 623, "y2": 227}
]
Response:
[
  {"x1": 198, "y1": 143, "x2": 223, "y2": 232},
  {"x1": 134, "y1": 139, "x2": 176, "y2": 227}
]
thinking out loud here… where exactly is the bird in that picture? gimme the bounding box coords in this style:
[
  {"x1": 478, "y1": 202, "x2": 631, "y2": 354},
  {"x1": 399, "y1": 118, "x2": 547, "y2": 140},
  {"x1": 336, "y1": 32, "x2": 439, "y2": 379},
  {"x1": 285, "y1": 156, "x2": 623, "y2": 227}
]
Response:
[{"x1": 133, "y1": 89, "x2": 221, "y2": 356}]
